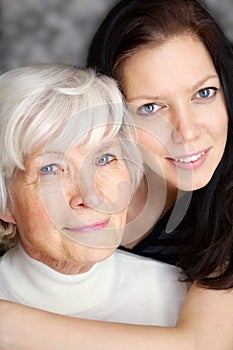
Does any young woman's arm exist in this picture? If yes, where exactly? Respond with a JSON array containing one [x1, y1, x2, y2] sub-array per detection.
[[1, 283, 233, 350]]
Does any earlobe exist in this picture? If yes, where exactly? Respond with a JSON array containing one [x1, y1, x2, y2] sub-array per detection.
[[0, 208, 16, 224]]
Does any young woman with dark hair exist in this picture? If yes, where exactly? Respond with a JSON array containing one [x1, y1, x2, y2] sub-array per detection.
[[87, 0, 233, 290], [1, 1, 233, 349]]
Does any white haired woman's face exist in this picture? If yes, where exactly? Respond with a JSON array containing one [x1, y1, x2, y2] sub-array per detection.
[[1, 137, 131, 274]]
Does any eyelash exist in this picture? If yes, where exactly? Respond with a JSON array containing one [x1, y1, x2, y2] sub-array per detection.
[[95, 153, 117, 166], [40, 154, 117, 175], [193, 87, 217, 100], [40, 164, 63, 176], [136, 86, 218, 115], [136, 103, 161, 116]]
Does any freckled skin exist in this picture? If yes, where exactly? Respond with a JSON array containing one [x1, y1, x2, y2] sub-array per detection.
[[3, 141, 130, 274]]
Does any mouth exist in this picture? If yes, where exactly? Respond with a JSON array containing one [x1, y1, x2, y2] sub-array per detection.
[[174, 151, 205, 164], [166, 147, 212, 169], [63, 219, 109, 233]]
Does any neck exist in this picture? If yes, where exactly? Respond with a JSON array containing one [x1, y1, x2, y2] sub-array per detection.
[[123, 168, 179, 248], [20, 242, 94, 275]]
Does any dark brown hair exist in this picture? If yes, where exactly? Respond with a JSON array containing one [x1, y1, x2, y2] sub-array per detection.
[[88, 0, 233, 289]]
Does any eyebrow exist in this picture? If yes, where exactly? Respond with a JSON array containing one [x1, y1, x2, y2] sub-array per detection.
[[34, 140, 119, 160], [188, 74, 219, 94], [30, 151, 66, 161], [42, 151, 66, 157], [92, 139, 120, 156], [127, 74, 219, 102]]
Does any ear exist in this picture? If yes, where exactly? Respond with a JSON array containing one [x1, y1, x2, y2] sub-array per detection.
[[0, 207, 16, 224]]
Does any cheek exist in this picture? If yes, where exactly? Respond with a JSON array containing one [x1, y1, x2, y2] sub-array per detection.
[[136, 129, 166, 173], [219, 122, 228, 149], [15, 203, 57, 251], [12, 186, 56, 234], [19, 205, 51, 232], [209, 106, 228, 149], [110, 209, 128, 230], [40, 178, 70, 225], [210, 95, 228, 137], [12, 193, 40, 225], [219, 112, 228, 142], [136, 128, 164, 155]]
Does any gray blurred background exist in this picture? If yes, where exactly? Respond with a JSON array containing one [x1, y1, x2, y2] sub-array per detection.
[[1, 0, 233, 73]]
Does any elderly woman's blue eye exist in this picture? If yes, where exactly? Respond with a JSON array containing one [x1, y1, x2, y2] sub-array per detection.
[[96, 154, 116, 166], [197, 87, 217, 99], [40, 164, 59, 174]]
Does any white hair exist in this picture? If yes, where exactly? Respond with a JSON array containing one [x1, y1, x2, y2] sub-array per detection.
[[0, 64, 143, 250]]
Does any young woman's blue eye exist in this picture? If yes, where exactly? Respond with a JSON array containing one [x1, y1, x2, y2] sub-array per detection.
[[196, 87, 217, 99], [96, 154, 116, 166], [40, 164, 60, 175], [137, 103, 160, 115]]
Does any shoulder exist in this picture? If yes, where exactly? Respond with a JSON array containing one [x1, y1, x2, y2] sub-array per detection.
[[115, 249, 186, 280]]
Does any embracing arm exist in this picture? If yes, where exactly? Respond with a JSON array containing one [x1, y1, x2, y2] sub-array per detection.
[[1, 283, 233, 350]]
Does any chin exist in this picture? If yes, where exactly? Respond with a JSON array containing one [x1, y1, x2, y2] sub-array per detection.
[[179, 178, 211, 192], [85, 247, 116, 263]]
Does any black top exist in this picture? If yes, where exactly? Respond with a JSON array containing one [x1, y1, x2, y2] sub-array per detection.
[[119, 195, 191, 266]]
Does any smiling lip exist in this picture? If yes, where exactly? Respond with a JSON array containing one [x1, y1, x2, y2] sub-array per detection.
[[166, 147, 212, 170], [64, 219, 109, 233]]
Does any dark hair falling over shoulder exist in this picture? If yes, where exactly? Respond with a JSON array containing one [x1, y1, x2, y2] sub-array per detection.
[[87, 0, 233, 290]]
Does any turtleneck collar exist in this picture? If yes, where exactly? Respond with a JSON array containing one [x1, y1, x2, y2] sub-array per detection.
[[0, 244, 116, 315]]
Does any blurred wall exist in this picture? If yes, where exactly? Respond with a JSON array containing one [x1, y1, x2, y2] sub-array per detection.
[[1, 0, 233, 73], [205, 0, 233, 41]]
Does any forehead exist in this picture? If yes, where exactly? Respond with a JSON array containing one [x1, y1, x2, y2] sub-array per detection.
[[121, 35, 217, 98], [27, 137, 121, 164]]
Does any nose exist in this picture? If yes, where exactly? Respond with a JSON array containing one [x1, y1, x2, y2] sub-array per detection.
[[69, 190, 86, 209], [69, 183, 103, 211], [171, 105, 202, 143], [68, 176, 90, 209]]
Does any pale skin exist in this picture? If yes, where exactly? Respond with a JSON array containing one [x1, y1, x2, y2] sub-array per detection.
[[122, 34, 228, 245], [1, 284, 233, 350], [2, 139, 130, 274], [0, 35, 232, 350]]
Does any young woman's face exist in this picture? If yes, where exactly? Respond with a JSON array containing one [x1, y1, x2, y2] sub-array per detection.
[[4, 138, 130, 274], [122, 35, 228, 191]]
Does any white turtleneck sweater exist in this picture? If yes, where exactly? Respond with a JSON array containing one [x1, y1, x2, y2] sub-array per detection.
[[0, 244, 188, 326]]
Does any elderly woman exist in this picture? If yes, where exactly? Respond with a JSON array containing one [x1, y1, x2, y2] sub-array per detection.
[[0, 64, 187, 325]]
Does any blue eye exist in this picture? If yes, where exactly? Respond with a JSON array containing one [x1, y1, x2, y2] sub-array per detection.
[[137, 103, 160, 115], [40, 164, 60, 175], [196, 87, 217, 99], [96, 154, 116, 166]]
